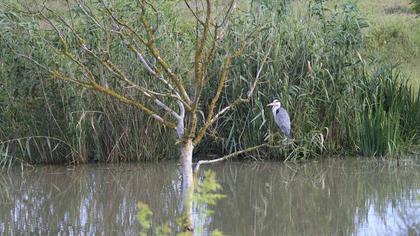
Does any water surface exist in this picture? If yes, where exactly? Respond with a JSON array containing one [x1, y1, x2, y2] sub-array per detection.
[[0, 159, 419, 235]]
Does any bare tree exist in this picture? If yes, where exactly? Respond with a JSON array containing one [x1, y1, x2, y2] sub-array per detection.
[[24, 0, 268, 231]]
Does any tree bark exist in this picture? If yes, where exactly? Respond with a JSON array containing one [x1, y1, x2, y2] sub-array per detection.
[[180, 138, 194, 231]]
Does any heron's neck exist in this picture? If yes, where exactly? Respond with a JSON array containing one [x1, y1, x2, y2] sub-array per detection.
[[271, 105, 280, 115]]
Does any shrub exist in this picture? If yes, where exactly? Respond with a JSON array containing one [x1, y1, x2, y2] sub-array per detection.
[[411, 0, 420, 14]]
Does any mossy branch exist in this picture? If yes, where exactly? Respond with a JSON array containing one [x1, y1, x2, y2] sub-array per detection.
[[103, 2, 192, 105], [193, 55, 232, 145], [35, 5, 180, 130]]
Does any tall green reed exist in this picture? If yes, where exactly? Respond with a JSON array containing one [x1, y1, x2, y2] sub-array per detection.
[[0, 3, 177, 165], [200, 0, 370, 159], [355, 67, 420, 156]]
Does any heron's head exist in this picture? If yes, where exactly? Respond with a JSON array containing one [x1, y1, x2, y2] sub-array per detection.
[[267, 99, 281, 108]]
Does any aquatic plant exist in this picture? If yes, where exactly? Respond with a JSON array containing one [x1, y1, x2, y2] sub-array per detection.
[[354, 67, 420, 156], [136, 202, 153, 236], [136, 170, 225, 235]]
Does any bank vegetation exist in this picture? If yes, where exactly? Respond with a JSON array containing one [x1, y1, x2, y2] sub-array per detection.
[[0, 0, 419, 167]]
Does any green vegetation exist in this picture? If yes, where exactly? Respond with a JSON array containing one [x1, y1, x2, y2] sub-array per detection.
[[137, 202, 153, 236], [324, 0, 420, 89], [0, 0, 419, 166], [411, 0, 420, 14], [342, 0, 420, 89], [136, 170, 225, 235], [356, 68, 420, 156]]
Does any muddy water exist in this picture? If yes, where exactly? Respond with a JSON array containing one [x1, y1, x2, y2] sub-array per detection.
[[0, 159, 419, 235]]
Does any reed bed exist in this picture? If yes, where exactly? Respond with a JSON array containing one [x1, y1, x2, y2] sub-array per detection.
[[0, 0, 418, 166]]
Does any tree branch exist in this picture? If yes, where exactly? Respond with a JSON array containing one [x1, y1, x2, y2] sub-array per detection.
[[176, 101, 185, 139], [247, 45, 272, 98], [193, 55, 232, 145], [192, 0, 211, 107], [50, 67, 178, 129], [103, 1, 192, 104], [194, 143, 268, 173], [126, 43, 191, 110], [183, 0, 205, 26], [38, 7, 185, 128]]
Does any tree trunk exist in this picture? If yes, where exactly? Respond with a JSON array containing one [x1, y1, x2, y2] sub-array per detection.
[[180, 138, 194, 231]]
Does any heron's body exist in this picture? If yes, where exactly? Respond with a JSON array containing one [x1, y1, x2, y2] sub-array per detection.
[[268, 100, 291, 139]]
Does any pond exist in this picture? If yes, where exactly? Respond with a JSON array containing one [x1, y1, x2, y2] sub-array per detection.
[[0, 159, 419, 235]]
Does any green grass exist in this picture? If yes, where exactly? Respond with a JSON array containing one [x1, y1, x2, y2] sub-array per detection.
[[329, 0, 420, 90]]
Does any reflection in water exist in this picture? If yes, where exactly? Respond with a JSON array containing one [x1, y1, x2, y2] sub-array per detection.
[[210, 160, 420, 236], [0, 159, 419, 235]]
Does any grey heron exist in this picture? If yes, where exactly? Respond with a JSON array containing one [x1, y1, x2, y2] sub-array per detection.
[[267, 99, 291, 139]]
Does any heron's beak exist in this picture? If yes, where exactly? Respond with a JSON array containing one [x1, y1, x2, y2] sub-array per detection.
[[267, 102, 275, 107]]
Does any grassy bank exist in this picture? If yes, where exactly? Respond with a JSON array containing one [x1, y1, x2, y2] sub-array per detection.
[[0, 0, 419, 166], [331, 0, 420, 89]]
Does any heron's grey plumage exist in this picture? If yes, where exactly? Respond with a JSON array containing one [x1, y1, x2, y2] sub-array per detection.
[[274, 107, 291, 138], [268, 100, 291, 139]]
